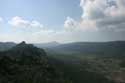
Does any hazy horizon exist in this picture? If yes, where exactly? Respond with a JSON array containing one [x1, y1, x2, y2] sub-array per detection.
[[0, 0, 125, 43]]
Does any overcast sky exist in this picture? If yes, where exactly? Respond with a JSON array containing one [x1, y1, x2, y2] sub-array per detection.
[[0, 0, 125, 43]]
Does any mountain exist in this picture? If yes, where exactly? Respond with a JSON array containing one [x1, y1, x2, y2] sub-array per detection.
[[0, 41, 68, 83], [0, 41, 124, 83], [34, 41, 60, 48], [46, 41, 125, 83], [0, 42, 16, 51], [50, 41, 125, 56]]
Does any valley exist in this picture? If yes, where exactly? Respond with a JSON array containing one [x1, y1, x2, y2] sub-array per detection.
[[0, 41, 125, 83]]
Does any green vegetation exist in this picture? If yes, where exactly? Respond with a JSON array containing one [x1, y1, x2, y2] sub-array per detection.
[[44, 41, 125, 83], [0, 41, 125, 83], [0, 42, 71, 83], [47, 51, 115, 83], [0, 42, 16, 51]]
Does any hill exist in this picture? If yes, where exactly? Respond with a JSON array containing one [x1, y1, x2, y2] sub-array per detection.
[[0, 42, 16, 51], [49, 41, 125, 56], [34, 41, 60, 48], [0, 41, 124, 83], [0, 41, 69, 83], [45, 41, 125, 83]]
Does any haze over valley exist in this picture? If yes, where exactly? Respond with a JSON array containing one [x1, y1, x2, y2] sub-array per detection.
[[0, 0, 125, 83]]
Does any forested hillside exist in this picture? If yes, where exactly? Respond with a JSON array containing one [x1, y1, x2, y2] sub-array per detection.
[[0, 41, 71, 83]]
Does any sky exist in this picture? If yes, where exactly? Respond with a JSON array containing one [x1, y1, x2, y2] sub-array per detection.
[[0, 0, 125, 43]]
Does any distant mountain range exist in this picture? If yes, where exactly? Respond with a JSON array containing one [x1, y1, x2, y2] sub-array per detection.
[[45, 41, 125, 56], [0, 41, 124, 83], [0, 41, 60, 51], [34, 41, 60, 48], [0, 41, 125, 56], [0, 42, 16, 51]]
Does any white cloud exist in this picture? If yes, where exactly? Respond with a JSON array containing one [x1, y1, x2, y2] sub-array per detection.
[[64, 17, 79, 30], [7, 0, 125, 43], [64, 0, 125, 31], [30, 21, 43, 28], [0, 17, 3, 23], [81, 0, 107, 19], [8, 16, 43, 29], [1, 0, 125, 43], [64, 17, 97, 31], [116, 0, 125, 8]]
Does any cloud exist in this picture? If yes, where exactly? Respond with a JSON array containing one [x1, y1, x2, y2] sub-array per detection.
[[64, 17, 97, 31], [8, 16, 43, 29], [64, 17, 79, 30], [0, 17, 3, 22], [7, 0, 125, 43], [1, 0, 125, 43], [116, 0, 125, 8], [64, 0, 125, 31], [80, 0, 107, 19]]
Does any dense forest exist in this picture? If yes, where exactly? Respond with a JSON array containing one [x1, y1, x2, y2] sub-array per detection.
[[0, 41, 71, 83], [0, 41, 125, 83]]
